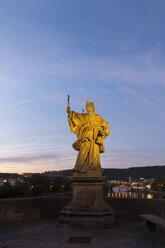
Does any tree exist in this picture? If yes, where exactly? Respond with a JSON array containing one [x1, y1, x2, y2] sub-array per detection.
[[31, 174, 50, 195], [50, 177, 71, 193], [151, 177, 165, 191]]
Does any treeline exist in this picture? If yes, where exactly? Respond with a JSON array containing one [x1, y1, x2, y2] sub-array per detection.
[[43, 166, 165, 180], [0, 174, 71, 198], [44, 169, 72, 178], [103, 166, 165, 180]]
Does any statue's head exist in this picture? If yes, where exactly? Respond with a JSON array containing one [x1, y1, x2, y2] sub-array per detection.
[[86, 102, 95, 113]]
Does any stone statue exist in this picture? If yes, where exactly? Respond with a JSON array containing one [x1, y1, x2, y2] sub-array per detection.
[[60, 96, 114, 227], [66, 96, 110, 176]]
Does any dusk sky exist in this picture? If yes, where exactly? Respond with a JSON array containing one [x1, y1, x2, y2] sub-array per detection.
[[0, 0, 165, 173]]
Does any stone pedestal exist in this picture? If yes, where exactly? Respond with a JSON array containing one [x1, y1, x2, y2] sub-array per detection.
[[59, 176, 114, 228]]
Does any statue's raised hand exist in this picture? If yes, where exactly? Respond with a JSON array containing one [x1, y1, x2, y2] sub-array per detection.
[[66, 106, 70, 113]]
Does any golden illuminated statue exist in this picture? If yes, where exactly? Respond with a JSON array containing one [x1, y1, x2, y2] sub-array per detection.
[[66, 97, 110, 176]]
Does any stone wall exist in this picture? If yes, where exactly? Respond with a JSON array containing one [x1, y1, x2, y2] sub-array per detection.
[[105, 198, 165, 220], [0, 196, 164, 224]]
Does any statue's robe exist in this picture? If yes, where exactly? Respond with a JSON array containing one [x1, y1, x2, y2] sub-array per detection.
[[68, 111, 110, 173]]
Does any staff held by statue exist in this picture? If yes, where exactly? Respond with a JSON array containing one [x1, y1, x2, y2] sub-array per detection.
[[67, 95, 70, 113]]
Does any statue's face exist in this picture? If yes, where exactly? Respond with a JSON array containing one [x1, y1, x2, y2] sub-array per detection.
[[86, 103, 94, 113]]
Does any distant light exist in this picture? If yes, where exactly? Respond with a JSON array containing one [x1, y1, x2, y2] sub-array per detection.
[[147, 194, 153, 199]]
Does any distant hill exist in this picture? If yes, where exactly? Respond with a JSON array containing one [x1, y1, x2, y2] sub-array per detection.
[[103, 166, 165, 180], [1, 166, 164, 180], [44, 170, 73, 178], [43, 165, 165, 180]]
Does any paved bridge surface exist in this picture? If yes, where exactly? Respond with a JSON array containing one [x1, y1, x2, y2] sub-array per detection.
[[0, 219, 165, 248]]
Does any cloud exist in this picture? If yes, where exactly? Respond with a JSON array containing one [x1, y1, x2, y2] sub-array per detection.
[[102, 147, 165, 168], [116, 85, 152, 111], [0, 153, 60, 164], [36, 49, 165, 89], [42, 91, 66, 106], [42, 90, 86, 110], [0, 150, 76, 173], [0, 148, 75, 164], [1, 98, 39, 109], [0, 147, 165, 173], [117, 86, 136, 96], [1, 32, 165, 89], [1, 31, 165, 90]]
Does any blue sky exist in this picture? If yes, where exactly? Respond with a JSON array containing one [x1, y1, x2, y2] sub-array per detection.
[[0, 0, 165, 173]]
